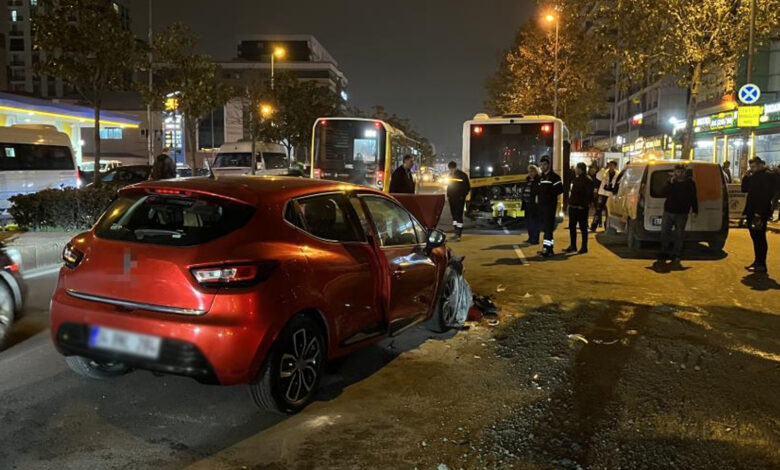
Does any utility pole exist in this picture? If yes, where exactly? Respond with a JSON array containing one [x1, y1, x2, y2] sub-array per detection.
[[146, 0, 154, 165], [746, 0, 756, 84], [553, 17, 559, 117]]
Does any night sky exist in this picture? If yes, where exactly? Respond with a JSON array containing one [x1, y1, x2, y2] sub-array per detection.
[[129, 0, 535, 157]]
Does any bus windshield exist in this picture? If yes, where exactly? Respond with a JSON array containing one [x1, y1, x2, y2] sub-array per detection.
[[469, 123, 554, 179], [313, 120, 386, 187]]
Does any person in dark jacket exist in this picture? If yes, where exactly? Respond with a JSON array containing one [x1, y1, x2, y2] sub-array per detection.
[[521, 164, 541, 244], [660, 164, 698, 263], [447, 161, 471, 241], [566, 162, 594, 254], [742, 157, 779, 273], [722, 160, 733, 184], [538, 155, 564, 257], [150, 147, 176, 180], [389, 154, 416, 194]]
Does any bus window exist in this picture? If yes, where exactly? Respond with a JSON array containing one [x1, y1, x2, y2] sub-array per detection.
[[469, 123, 554, 179], [313, 120, 386, 188]]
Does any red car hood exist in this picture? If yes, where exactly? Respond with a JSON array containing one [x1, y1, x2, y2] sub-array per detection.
[[393, 194, 445, 230]]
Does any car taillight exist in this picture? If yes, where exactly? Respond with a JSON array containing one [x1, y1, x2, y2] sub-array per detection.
[[191, 262, 278, 288], [63, 243, 84, 269], [314, 168, 322, 179], [376, 170, 385, 189], [4, 262, 19, 273], [75, 168, 82, 189]]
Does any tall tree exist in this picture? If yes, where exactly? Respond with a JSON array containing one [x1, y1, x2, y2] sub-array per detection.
[[582, 0, 780, 159], [486, 9, 610, 134], [146, 23, 229, 169], [34, 0, 140, 183]]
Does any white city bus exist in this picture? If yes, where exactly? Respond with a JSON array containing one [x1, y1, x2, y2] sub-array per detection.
[[462, 113, 570, 221]]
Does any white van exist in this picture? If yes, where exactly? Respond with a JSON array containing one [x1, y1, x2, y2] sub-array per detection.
[[212, 141, 289, 176], [0, 125, 78, 222], [606, 159, 729, 251]]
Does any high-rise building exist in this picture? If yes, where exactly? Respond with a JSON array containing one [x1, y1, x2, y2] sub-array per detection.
[[4, 0, 131, 97]]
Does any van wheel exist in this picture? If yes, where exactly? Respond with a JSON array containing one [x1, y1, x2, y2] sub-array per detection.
[[250, 315, 325, 414], [65, 356, 130, 379], [708, 239, 726, 251], [627, 219, 639, 250]]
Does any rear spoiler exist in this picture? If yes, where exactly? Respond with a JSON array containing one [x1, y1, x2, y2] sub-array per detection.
[[392, 194, 445, 230]]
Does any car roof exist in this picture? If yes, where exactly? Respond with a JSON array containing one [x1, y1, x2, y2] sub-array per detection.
[[124, 175, 382, 206], [628, 159, 720, 167]]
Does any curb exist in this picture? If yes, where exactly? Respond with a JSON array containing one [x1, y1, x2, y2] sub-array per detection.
[[4, 233, 74, 273]]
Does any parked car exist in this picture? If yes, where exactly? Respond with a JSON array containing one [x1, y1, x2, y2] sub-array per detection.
[[606, 159, 729, 250], [212, 141, 290, 176], [175, 166, 210, 178], [0, 124, 78, 224], [78, 160, 124, 186], [0, 242, 25, 350], [50, 176, 452, 413], [88, 165, 151, 188]]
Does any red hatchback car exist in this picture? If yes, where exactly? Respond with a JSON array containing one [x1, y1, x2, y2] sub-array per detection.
[[51, 176, 455, 412]]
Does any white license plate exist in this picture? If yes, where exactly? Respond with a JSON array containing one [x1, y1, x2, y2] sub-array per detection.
[[652, 217, 663, 226], [89, 326, 162, 359]]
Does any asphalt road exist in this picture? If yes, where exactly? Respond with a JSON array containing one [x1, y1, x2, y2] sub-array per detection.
[[0, 216, 777, 469]]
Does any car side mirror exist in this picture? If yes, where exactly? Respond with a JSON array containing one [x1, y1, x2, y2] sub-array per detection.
[[425, 228, 446, 254]]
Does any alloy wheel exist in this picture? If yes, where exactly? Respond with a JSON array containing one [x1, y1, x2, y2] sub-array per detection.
[[0, 283, 14, 349], [279, 327, 322, 404], [440, 273, 458, 327]]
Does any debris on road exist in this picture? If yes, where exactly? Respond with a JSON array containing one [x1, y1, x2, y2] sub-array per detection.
[[496, 284, 506, 292], [473, 295, 500, 316], [567, 333, 589, 344], [487, 319, 500, 327]]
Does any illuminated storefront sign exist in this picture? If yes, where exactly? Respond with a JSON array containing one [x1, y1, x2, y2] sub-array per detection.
[[621, 135, 669, 153], [694, 111, 737, 132], [761, 101, 780, 123]]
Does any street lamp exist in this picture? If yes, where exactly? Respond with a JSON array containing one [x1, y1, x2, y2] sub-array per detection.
[[270, 46, 286, 90], [543, 11, 560, 117], [260, 103, 274, 118]]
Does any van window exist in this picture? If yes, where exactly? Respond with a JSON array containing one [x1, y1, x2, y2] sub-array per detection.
[[262, 152, 288, 169], [650, 170, 673, 198], [0, 144, 74, 171], [95, 192, 255, 246], [213, 153, 252, 168]]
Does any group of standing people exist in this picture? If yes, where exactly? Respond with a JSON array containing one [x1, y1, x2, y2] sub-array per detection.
[[519, 156, 564, 257]]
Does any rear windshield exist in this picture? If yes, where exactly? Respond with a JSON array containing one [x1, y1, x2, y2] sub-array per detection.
[[95, 192, 255, 246], [0, 144, 74, 171]]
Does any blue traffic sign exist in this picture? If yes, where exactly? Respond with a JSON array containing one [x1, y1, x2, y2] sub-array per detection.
[[738, 83, 761, 105]]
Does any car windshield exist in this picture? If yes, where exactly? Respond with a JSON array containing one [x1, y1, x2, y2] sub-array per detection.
[[213, 153, 252, 168], [95, 192, 255, 246]]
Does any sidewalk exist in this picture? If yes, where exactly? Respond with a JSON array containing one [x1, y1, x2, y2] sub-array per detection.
[[3, 231, 75, 274]]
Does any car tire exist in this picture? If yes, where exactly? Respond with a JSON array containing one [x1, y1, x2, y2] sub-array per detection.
[[0, 281, 15, 350], [429, 267, 459, 333], [627, 219, 639, 250], [250, 314, 325, 414], [65, 355, 130, 379]]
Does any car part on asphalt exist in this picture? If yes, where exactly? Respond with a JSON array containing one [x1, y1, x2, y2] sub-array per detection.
[[431, 256, 472, 333]]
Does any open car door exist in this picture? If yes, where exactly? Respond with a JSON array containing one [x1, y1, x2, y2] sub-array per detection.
[[391, 194, 445, 230]]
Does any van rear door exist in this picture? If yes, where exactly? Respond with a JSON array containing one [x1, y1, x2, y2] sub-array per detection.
[[689, 164, 725, 232]]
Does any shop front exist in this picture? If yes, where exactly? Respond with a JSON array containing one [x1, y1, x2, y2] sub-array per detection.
[[620, 134, 672, 165]]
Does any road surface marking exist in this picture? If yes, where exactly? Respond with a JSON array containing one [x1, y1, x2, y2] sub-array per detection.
[[512, 245, 529, 265], [22, 265, 62, 280]]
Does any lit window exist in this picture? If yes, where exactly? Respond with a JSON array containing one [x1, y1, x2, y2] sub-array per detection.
[[11, 10, 17, 22], [99, 128, 123, 140], [31, 0, 37, 5]]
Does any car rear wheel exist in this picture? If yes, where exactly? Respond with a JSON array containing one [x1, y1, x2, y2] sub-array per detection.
[[65, 355, 130, 379], [0, 281, 15, 350], [250, 315, 325, 414]]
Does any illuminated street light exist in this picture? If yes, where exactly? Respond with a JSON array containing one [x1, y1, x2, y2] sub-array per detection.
[[260, 103, 274, 118], [542, 11, 560, 117], [271, 45, 287, 90]]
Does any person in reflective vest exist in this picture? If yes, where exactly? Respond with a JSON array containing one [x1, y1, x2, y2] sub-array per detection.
[[537, 155, 563, 257], [447, 161, 471, 241]]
